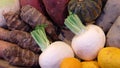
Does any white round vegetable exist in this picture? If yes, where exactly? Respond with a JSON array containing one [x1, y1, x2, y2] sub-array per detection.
[[31, 25, 74, 68], [0, 0, 20, 27], [65, 14, 105, 60], [72, 25, 105, 60], [39, 41, 74, 68]]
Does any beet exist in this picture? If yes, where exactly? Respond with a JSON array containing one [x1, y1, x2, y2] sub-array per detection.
[[19, 0, 47, 15], [43, 0, 70, 26]]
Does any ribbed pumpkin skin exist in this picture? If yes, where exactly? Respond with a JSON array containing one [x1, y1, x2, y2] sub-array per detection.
[[68, 0, 102, 23]]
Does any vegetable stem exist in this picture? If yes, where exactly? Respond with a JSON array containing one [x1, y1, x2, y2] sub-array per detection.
[[64, 14, 86, 35], [31, 25, 50, 51]]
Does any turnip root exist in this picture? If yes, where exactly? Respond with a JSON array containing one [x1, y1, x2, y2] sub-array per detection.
[[0, 0, 20, 27], [107, 16, 120, 48], [65, 14, 105, 60], [39, 41, 74, 68], [31, 25, 74, 68], [96, 0, 120, 33]]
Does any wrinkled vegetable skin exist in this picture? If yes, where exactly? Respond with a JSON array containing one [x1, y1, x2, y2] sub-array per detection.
[[43, 0, 70, 26], [68, 0, 102, 23], [0, 40, 39, 66], [19, 0, 47, 15], [0, 27, 41, 53], [20, 5, 59, 41]]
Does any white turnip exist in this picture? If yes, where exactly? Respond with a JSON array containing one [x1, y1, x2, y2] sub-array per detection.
[[65, 14, 105, 60], [31, 25, 74, 68]]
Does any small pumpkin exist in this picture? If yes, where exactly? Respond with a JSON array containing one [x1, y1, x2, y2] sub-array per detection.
[[68, 0, 102, 23]]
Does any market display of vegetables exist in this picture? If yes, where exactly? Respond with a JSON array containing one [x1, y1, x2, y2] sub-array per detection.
[[1, 0, 120, 68]]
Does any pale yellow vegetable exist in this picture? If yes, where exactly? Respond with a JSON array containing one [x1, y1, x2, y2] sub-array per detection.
[[82, 61, 100, 68], [98, 47, 120, 68]]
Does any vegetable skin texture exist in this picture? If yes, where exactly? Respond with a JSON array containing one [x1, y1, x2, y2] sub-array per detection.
[[107, 16, 120, 48], [0, 40, 15, 58], [0, 40, 39, 67], [82, 61, 100, 68], [0, 27, 40, 53], [0, 59, 28, 68], [0, 0, 20, 27], [68, 0, 102, 23], [3, 11, 32, 32], [20, 5, 59, 41], [19, 0, 47, 15], [98, 47, 120, 68], [39, 41, 74, 68], [43, 0, 70, 26], [96, 0, 120, 33], [65, 14, 105, 60]]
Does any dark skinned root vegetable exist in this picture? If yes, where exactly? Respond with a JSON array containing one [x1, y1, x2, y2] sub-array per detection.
[[0, 27, 41, 54], [19, 0, 47, 16], [20, 5, 59, 41], [3, 11, 32, 32], [0, 40, 39, 67], [42, 0, 70, 26], [0, 59, 31, 68], [68, 0, 102, 24]]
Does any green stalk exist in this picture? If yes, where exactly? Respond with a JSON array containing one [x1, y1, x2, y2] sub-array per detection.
[[64, 14, 86, 35], [31, 25, 50, 51]]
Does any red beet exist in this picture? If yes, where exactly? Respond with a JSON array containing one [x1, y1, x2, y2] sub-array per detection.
[[19, 0, 46, 15], [43, 0, 70, 26]]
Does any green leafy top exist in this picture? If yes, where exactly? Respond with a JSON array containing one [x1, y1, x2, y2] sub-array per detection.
[[31, 24, 50, 51], [64, 14, 86, 35]]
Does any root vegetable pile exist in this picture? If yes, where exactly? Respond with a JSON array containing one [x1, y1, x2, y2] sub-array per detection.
[[20, 5, 59, 41], [1, 0, 120, 68], [0, 27, 40, 53], [4, 12, 32, 32]]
